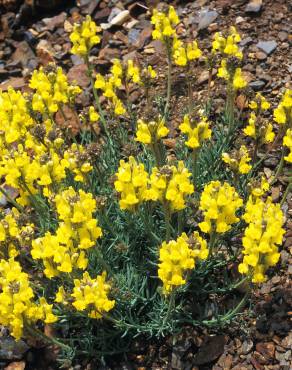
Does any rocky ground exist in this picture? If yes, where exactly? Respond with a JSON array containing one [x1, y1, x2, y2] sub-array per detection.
[[0, 0, 291, 369]]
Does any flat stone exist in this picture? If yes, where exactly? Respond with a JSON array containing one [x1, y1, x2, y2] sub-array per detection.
[[256, 40, 277, 55], [128, 28, 140, 45], [245, 0, 262, 13], [250, 80, 266, 90], [110, 10, 130, 26], [0, 338, 29, 361], [197, 10, 218, 30]]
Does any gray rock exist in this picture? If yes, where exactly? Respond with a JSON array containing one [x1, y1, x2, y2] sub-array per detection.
[[245, 0, 262, 13], [0, 337, 29, 360], [256, 40, 277, 55], [198, 10, 218, 30], [128, 28, 140, 45], [250, 80, 266, 90]]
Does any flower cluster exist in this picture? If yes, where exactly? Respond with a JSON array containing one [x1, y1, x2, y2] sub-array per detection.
[[56, 271, 115, 319], [217, 59, 247, 90], [147, 162, 194, 212], [283, 129, 292, 162], [0, 88, 33, 144], [199, 181, 243, 234], [212, 26, 243, 59], [179, 114, 211, 149], [239, 197, 285, 283], [114, 159, 194, 212], [222, 145, 252, 174], [114, 156, 149, 211], [0, 258, 57, 340], [94, 59, 128, 116], [151, 6, 179, 43], [31, 188, 102, 277], [273, 89, 292, 125], [0, 210, 34, 258], [30, 65, 81, 114], [135, 118, 169, 145], [173, 40, 202, 67], [158, 232, 208, 294], [70, 15, 101, 57], [249, 176, 270, 198], [244, 94, 274, 144]]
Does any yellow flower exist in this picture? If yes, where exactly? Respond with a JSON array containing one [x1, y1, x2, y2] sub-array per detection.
[[127, 60, 141, 84], [198, 181, 243, 234], [239, 197, 284, 283], [222, 145, 252, 174], [70, 15, 100, 57], [179, 114, 211, 149], [283, 128, 292, 163], [173, 40, 202, 67], [146, 162, 194, 212], [89, 106, 99, 122], [151, 6, 179, 43], [212, 26, 242, 59], [135, 118, 169, 145], [114, 156, 149, 211], [158, 232, 208, 294], [273, 89, 292, 125], [71, 272, 115, 318]]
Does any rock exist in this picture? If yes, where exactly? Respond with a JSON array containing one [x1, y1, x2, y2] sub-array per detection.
[[94, 7, 111, 22], [36, 39, 55, 65], [256, 40, 277, 55], [136, 26, 152, 49], [256, 342, 275, 360], [55, 106, 81, 135], [98, 47, 120, 61], [5, 361, 25, 370], [0, 337, 29, 361], [110, 10, 130, 26], [240, 37, 253, 47], [128, 28, 140, 45], [278, 31, 288, 41], [240, 339, 254, 355], [197, 10, 218, 31], [0, 77, 26, 91], [42, 12, 66, 31], [11, 41, 34, 68], [71, 55, 84, 66], [256, 51, 267, 60], [235, 16, 245, 24], [245, 0, 262, 13], [250, 80, 266, 91], [193, 335, 226, 365], [67, 64, 90, 88]]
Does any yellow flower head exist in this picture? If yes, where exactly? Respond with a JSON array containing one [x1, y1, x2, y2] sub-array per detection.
[[71, 271, 115, 318], [146, 162, 194, 212], [198, 181, 243, 234], [151, 6, 179, 43], [179, 114, 211, 149], [239, 197, 284, 283], [70, 15, 100, 57], [273, 89, 292, 125], [222, 145, 252, 174], [135, 118, 169, 145], [283, 128, 292, 163], [158, 232, 208, 294], [173, 40, 202, 67], [212, 26, 242, 59], [114, 156, 149, 211]]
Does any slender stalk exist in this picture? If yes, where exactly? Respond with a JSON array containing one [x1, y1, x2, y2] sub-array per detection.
[[163, 203, 171, 242], [25, 324, 71, 352], [208, 230, 217, 257], [0, 186, 23, 212], [272, 146, 286, 184], [163, 290, 175, 327], [280, 182, 292, 207], [164, 45, 172, 117]]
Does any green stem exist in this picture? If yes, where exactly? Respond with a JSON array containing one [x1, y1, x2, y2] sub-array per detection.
[[272, 146, 286, 184], [280, 182, 292, 207], [0, 186, 23, 212], [163, 203, 171, 242], [25, 324, 71, 352], [164, 46, 172, 117], [208, 230, 217, 257]]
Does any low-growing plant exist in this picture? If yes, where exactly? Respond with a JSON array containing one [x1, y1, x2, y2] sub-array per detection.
[[0, 6, 291, 366]]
